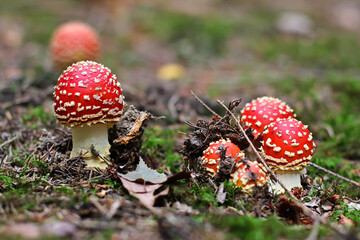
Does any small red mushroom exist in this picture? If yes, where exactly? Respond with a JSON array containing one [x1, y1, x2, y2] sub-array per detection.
[[53, 61, 124, 169], [50, 22, 100, 70], [231, 161, 268, 194], [201, 139, 244, 177], [240, 97, 295, 139], [260, 118, 316, 192]]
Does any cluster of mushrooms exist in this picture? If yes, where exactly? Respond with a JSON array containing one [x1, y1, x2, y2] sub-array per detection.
[[201, 97, 316, 194], [49, 22, 315, 195]]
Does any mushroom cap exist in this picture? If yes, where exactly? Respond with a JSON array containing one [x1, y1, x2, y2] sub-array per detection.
[[50, 22, 100, 69], [260, 118, 316, 172], [231, 161, 268, 193], [201, 139, 244, 177], [240, 96, 295, 139], [53, 61, 124, 127]]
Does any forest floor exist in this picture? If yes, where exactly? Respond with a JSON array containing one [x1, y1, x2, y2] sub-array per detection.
[[0, 0, 360, 239]]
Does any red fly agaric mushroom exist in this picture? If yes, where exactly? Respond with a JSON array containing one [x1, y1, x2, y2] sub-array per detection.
[[260, 118, 316, 192], [50, 22, 100, 70], [53, 61, 124, 169], [201, 139, 244, 177], [231, 161, 268, 194], [240, 97, 296, 139]]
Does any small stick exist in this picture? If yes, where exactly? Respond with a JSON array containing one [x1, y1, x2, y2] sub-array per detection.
[[227, 206, 244, 215], [190, 90, 221, 117], [306, 218, 320, 240], [0, 136, 18, 149], [310, 162, 360, 187]]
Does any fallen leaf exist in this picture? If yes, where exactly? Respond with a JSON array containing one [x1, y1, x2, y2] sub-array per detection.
[[120, 157, 167, 184], [276, 195, 302, 224], [339, 214, 354, 226], [303, 197, 321, 213], [328, 194, 340, 204], [96, 189, 112, 198], [173, 201, 199, 215], [120, 177, 168, 207], [113, 112, 150, 145], [118, 158, 169, 207], [348, 202, 360, 211], [216, 183, 227, 204]]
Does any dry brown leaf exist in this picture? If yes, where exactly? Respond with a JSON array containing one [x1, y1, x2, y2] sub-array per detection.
[[96, 189, 110, 198], [113, 112, 150, 145], [276, 195, 302, 224], [120, 177, 168, 207], [339, 214, 354, 226]]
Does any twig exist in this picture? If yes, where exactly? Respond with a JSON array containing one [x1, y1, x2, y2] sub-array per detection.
[[89, 198, 108, 216], [106, 199, 122, 220], [306, 218, 320, 240], [0, 136, 18, 149], [310, 162, 360, 187], [227, 206, 244, 215], [190, 90, 220, 117]]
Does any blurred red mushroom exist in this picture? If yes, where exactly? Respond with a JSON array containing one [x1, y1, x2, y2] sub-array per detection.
[[50, 22, 100, 70]]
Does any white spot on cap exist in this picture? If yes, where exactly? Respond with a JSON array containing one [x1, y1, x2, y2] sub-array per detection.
[[273, 146, 281, 152], [284, 151, 295, 157]]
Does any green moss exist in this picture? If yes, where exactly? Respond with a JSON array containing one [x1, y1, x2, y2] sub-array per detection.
[[22, 106, 56, 127], [202, 214, 327, 240], [141, 126, 184, 172], [330, 202, 360, 224]]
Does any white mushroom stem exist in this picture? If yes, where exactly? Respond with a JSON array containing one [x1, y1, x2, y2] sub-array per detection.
[[270, 171, 302, 193], [70, 124, 110, 169]]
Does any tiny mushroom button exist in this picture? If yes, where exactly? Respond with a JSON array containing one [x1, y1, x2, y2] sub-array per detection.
[[260, 118, 316, 192], [231, 161, 268, 194], [202, 139, 244, 177], [240, 96, 295, 139], [53, 60, 124, 169]]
